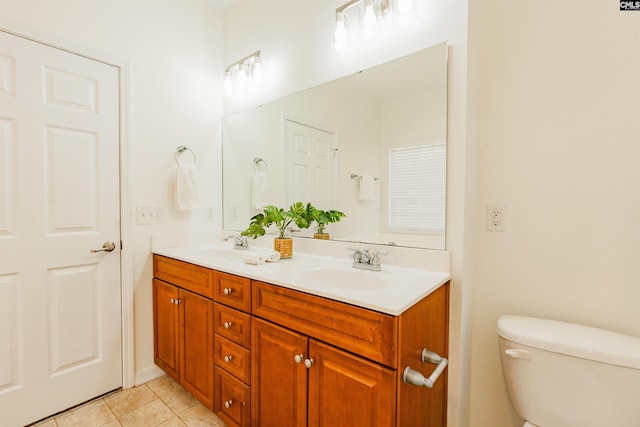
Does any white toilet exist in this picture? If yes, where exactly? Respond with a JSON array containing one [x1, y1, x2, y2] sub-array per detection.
[[497, 315, 640, 427]]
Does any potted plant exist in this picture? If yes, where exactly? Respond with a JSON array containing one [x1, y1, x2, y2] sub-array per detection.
[[241, 202, 311, 258], [308, 205, 345, 240]]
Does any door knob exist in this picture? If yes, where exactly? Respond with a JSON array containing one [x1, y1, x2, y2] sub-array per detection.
[[90, 241, 116, 253]]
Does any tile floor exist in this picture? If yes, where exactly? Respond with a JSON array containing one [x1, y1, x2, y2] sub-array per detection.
[[31, 375, 229, 427]]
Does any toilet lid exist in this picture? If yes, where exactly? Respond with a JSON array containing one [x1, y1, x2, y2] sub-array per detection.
[[497, 315, 640, 370]]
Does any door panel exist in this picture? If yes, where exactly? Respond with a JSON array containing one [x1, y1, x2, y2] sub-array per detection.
[[308, 340, 396, 427], [180, 289, 214, 409], [251, 318, 307, 427], [285, 120, 336, 238], [0, 30, 122, 427]]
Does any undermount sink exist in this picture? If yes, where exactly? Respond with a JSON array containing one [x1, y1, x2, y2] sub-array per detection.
[[295, 267, 392, 291]]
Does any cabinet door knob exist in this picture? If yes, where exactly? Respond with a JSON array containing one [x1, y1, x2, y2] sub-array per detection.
[[223, 287, 233, 295], [224, 355, 233, 363], [170, 298, 175, 304], [294, 354, 304, 364], [304, 358, 314, 368], [224, 399, 233, 408], [223, 321, 233, 329]]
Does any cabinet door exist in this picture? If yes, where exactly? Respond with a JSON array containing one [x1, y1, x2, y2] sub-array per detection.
[[308, 340, 396, 427], [251, 318, 307, 427], [180, 289, 214, 409], [153, 279, 180, 381]]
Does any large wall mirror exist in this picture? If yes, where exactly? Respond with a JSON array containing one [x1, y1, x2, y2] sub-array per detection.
[[223, 41, 448, 250]]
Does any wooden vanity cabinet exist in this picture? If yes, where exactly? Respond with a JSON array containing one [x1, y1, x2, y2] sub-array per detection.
[[251, 317, 396, 427], [251, 280, 449, 427], [154, 254, 450, 427], [152, 277, 214, 409], [153, 255, 215, 409]]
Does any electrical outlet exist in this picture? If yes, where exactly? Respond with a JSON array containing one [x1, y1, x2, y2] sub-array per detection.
[[486, 204, 505, 231], [136, 206, 164, 224]]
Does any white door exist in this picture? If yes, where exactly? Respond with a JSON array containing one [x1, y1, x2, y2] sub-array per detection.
[[285, 120, 337, 236], [0, 31, 122, 427]]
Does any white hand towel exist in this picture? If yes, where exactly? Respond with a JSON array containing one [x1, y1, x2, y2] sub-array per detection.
[[358, 175, 376, 201], [174, 163, 199, 210], [263, 250, 281, 262], [252, 170, 268, 209], [244, 250, 280, 264], [243, 252, 266, 265]]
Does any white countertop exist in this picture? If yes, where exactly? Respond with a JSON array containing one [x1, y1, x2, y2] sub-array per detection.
[[153, 243, 450, 316]]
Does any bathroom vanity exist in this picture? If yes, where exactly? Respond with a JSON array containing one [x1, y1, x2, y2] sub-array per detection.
[[152, 245, 450, 427]]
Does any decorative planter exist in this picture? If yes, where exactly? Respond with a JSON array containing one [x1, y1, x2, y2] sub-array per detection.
[[273, 238, 293, 258], [313, 233, 330, 240]]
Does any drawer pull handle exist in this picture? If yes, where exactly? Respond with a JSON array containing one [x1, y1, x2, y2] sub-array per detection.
[[294, 354, 304, 364], [304, 358, 314, 369], [224, 355, 233, 363], [223, 287, 233, 295], [224, 399, 233, 408], [223, 321, 233, 329]]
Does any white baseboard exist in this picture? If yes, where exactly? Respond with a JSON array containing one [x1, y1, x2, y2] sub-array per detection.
[[134, 364, 166, 387]]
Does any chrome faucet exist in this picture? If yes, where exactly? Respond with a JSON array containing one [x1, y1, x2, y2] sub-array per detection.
[[223, 234, 249, 250], [348, 247, 388, 271]]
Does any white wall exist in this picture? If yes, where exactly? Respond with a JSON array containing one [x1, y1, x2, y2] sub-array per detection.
[[467, 0, 640, 425], [223, 0, 470, 425], [1, 0, 225, 384]]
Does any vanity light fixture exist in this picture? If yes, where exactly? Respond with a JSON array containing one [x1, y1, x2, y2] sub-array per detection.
[[333, 0, 417, 51], [224, 50, 263, 96]]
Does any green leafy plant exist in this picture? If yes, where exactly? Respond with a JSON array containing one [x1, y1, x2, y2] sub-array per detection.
[[308, 205, 346, 235], [241, 202, 311, 239]]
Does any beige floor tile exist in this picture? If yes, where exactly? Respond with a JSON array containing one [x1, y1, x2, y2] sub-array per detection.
[[158, 385, 200, 414], [146, 375, 184, 400], [178, 403, 226, 427], [31, 419, 57, 427], [105, 384, 158, 417], [55, 400, 119, 427], [118, 399, 175, 427], [158, 416, 188, 427]]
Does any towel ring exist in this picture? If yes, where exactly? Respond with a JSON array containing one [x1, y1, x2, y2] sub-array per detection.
[[175, 146, 196, 165], [253, 157, 268, 172]]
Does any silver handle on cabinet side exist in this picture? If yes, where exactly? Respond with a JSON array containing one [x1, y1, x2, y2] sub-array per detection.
[[304, 358, 314, 368], [294, 354, 304, 364], [223, 321, 233, 329], [403, 348, 448, 389], [224, 399, 233, 408], [223, 288, 233, 295], [224, 355, 233, 363]]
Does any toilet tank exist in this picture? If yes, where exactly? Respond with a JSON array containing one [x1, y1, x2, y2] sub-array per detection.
[[497, 315, 640, 427]]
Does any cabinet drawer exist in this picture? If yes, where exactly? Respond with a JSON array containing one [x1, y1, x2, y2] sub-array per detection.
[[214, 303, 251, 348], [214, 367, 250, 427], [252, 281, 398, 367], [153, 255, 214, 299], [214, 335, 251, 384], [214, 271, 251, 312]]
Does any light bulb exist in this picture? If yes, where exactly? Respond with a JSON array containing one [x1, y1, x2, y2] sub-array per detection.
[[252, 56, 263, 83], [394, 0, 417, 26], [334, 13, 348, 51], [237, 64, 248, 89], [363, 4, 377, 27], [223, 70, 233, 96]]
